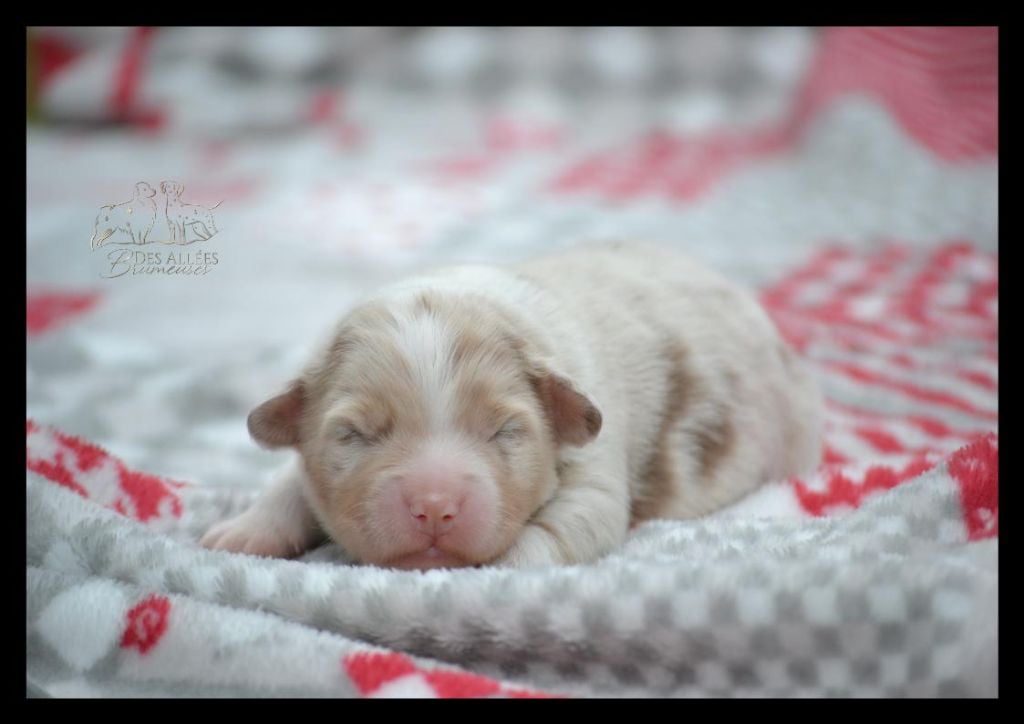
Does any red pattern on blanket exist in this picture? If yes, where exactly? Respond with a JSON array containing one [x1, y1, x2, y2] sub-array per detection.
[[343, 651, 558, 698], [27, 290, 102, 336], [121, 595, 172, 655], [25, 25, 997, 698], [761, 242, 997, 531], [27, 419, 188, 524], [549, 27, 997, 203]]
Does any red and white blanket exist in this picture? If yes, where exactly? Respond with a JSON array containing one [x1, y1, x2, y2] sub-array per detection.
[[27, 27, 997, 697]]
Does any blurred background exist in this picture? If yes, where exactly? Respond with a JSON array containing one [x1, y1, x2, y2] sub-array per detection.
[[27, 27, 822, 275], [28, 28, 816, 134], [26, 27, 997, 487]]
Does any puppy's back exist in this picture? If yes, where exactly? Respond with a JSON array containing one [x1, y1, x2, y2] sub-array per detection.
[[516, 241, 823, 522]]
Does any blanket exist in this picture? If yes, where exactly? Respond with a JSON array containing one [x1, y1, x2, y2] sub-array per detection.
[[26, 27, 998, 697]]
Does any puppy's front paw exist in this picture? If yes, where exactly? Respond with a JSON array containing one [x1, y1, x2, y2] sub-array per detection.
[[490, 524, 566, 569], [199, 510, 310, 559]]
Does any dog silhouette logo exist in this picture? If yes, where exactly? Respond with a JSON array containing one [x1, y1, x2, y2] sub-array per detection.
[[90, 181, 221, 249]]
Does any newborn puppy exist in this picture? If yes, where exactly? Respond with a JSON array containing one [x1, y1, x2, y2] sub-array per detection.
[[200, 242, 822, 568]]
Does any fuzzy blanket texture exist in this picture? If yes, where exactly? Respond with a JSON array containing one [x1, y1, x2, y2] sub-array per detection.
[[26, 27, 998, 697]]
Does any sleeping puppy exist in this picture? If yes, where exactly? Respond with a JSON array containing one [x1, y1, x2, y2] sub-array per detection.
[[200, 242, 822, 569]]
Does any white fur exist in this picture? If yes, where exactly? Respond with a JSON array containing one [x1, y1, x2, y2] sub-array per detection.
[[199, 458, 324, 558], [389, 311, 456, 428]]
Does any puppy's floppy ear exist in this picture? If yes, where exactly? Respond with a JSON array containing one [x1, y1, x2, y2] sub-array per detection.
[[527, 359, 602, 447], [248, 380, 305, 448]]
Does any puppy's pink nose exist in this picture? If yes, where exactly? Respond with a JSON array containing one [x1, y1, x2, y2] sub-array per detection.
[[406, 492, 460, 536]]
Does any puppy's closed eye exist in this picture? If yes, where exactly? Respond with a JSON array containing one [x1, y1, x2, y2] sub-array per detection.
[[334, 422, 369, 445], [490, 417, 527, 443]]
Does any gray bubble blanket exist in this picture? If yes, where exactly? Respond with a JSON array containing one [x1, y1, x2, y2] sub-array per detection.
[[27, 28, 997, 697]]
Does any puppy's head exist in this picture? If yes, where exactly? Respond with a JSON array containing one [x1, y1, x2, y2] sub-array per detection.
[[248, 292, 601, 569]]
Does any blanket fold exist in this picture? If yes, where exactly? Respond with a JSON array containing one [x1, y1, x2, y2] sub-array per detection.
[[27, 432, 998, 697]]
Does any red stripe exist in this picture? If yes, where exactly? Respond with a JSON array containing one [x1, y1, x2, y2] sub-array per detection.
[[27, 290, 102, 336], [906, 415, 957, 438], [551, 29, 997, 202], [791, 27, 998, 161], [887, 353, 916, 369], [826, 400, 990, 442], [853, 425, 907, 454], [27, 455, 90, 498], [760, 247, 852, 309], [858, 29, 984, 61], [111, 27, 155, 120], [824, 360, 998, 422], [33, 32, 84, 90], [860, 27, 996, 59], [882, 352, 996, 394], [946, 434, 998, 541], [822, 445, 850, 465], [892, 246, 954, 326], [956, 369, 997, 392], [794, 454, 935, 516], [806, 306, 909, 343], [965, 279, 998, 319]]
